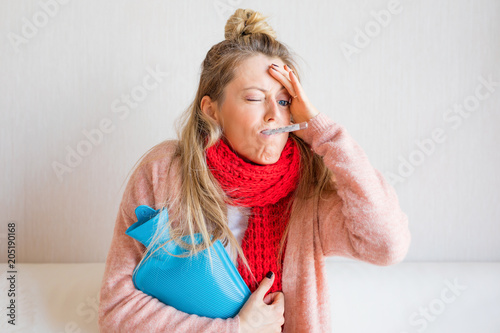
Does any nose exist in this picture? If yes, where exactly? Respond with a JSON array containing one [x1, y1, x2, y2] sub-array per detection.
[[264, 99, 281, 123]]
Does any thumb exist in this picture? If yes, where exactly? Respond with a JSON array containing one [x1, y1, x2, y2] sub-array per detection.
[[263, 292, 277, 305], [255, 271, 274, 300]]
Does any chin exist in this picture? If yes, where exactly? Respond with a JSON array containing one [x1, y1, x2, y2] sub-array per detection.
[[240, 153, 278, 166], [237, 142, 286, 165], [255, 154, 281, 165]]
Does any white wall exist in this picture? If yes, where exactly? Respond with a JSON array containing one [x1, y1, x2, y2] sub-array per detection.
[[1, 0, 499, 263]]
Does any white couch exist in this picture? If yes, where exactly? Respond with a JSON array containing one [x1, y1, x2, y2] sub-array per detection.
[[1, 261, 499, 332]]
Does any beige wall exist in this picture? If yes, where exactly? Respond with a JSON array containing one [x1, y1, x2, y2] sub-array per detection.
[[1, 0, 499, 263]]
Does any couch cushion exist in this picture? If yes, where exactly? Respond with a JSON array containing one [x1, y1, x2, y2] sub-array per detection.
[[1, 262, 499, 332], [326, 260, 500, 333]]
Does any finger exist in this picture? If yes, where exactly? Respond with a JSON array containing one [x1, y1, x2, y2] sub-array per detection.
[[273, 291, 284, 304], [271, 291, 283, 302], [273, 293, 285, 311], [264, 292, 282, 305], [263, 292, 274, 305], [268, 65, 295, 96], [284, 65, 306, 102], [268, 65, 297, 98], [254, 271, 275, 300]]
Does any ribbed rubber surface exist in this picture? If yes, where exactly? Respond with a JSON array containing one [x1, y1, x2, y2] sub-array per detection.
[[125, 205, 251, 319]]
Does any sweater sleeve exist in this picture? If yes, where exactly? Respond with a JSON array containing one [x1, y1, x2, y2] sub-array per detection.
[[301, 113, 411, 266], [98, 153, 241, 332]]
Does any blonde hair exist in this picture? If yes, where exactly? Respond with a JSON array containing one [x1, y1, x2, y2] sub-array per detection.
[[128, 8, 336, 286]]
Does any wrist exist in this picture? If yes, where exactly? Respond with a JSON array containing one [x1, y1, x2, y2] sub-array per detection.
[[293, 108, 320, 124], [237, 315, 249, 333]]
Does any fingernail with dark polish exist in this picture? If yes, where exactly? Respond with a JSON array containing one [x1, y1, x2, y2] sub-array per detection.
[[271, 63, 279, 67], [266, 271, 274, 279]]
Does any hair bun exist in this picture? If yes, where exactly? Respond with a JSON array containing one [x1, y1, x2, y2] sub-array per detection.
[[224, 8, 277, 41]]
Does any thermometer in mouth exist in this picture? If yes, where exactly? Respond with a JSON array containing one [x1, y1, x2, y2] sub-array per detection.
[[261, 122, 308, 135]]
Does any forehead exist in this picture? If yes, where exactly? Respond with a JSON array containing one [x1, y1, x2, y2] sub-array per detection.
[[231, 55, 285, 90]]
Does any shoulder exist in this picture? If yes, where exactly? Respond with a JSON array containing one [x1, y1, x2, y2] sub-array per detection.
[[142, 139, 180, 163], [134, 139, 181, 174], [126, 139, 182, 201]]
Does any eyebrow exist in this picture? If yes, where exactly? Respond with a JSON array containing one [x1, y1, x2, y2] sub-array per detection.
[[242, 86, 287, 93]]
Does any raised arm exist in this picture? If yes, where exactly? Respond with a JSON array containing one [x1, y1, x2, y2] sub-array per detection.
[[98, 147, 240, 332], [303, 113, 411, 266]]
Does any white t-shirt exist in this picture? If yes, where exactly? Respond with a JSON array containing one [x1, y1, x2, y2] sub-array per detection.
[[224, 205, 251, 268]]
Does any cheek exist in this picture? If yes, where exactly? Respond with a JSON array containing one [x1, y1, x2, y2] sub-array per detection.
[[228, 110, 259, 131]]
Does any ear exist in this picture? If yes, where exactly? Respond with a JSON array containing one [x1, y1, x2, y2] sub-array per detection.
[[200, 95, 220, 124]]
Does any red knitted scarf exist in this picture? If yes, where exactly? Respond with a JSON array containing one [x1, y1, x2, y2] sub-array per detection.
[[205, 137, 301, 294]]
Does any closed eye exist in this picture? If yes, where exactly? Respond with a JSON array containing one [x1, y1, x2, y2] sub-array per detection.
[[246, 99, 291, 106]]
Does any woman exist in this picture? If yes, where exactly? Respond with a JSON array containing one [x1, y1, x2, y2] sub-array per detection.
[[98, 8, 411, 333]]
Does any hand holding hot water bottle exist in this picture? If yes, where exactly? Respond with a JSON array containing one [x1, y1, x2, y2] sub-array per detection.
[[125, 205, 251, 319]]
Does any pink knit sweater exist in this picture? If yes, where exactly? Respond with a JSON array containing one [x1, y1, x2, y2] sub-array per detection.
[[98, 113, 411, 332]]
